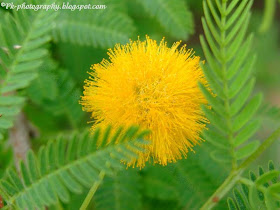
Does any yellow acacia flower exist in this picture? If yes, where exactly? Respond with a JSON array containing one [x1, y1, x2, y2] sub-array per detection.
[[81, 36, 209, 168]]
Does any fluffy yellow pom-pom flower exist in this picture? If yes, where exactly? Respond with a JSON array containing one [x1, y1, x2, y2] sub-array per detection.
[[81, 36, 209, 168]]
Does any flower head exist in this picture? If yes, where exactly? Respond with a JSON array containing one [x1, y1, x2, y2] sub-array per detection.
[[81, 36, 208, 168]]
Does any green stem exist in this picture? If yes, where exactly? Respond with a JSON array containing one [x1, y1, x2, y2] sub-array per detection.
[[239, 178, 267, 192], [80, 171, 105, 210], [220, 0, 236, 170], [200, 127, 280, 210], [239, 127, 280, 170], [200, 170, 243, 210]]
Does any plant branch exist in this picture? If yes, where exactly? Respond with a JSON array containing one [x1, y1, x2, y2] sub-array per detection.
[[200, 127, 280, 210], [9, 113, 32, 169], [239, 127, 280, 170]]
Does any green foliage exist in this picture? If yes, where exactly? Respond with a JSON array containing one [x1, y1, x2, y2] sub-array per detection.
[[259, 104, 280, 122], [228, 161, 280, 210], [0, 0, 279, 209], [53, 0, 135, 48], [200, 0, 262, 167], [137, 0, 194, 39], [0, 125, 150, 209], [52, 0, 195, 47], [248, 12, 280, 89], [27, 60, 85, 129], [0, 1, 56, 134], [94, 169, 142, 210], [259, 0, 277, 33], [26, 59, 59, 104], [142, 144, 229, 209], [0, 140, 12, 178]]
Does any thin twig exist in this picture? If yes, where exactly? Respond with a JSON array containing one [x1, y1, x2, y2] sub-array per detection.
[[9, 113, 32, 169]]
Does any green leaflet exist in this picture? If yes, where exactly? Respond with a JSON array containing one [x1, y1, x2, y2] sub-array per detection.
[[234, 119, 261, 147], [235, 141, 260, 160], [256, 170, 280, 186], [227, 197, 238, 210], [259, 0, 277, 33], [232, 94, 263, 132], [199, 83, 226, 117], [200, 0, 262, 166], [233, 189, 247, 209], [211, 150, 232, 163], [0, 125, 150, 209]]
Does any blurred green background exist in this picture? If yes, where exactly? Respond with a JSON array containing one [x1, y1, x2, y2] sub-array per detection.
[[0, 0, 280, 209]]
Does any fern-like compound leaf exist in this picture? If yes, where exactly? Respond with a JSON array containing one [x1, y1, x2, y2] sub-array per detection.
[[200, 0, 262, 167], [0, 0, 56, 134], [53, 0, 135, 48], [0, 125, 150, 209]]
